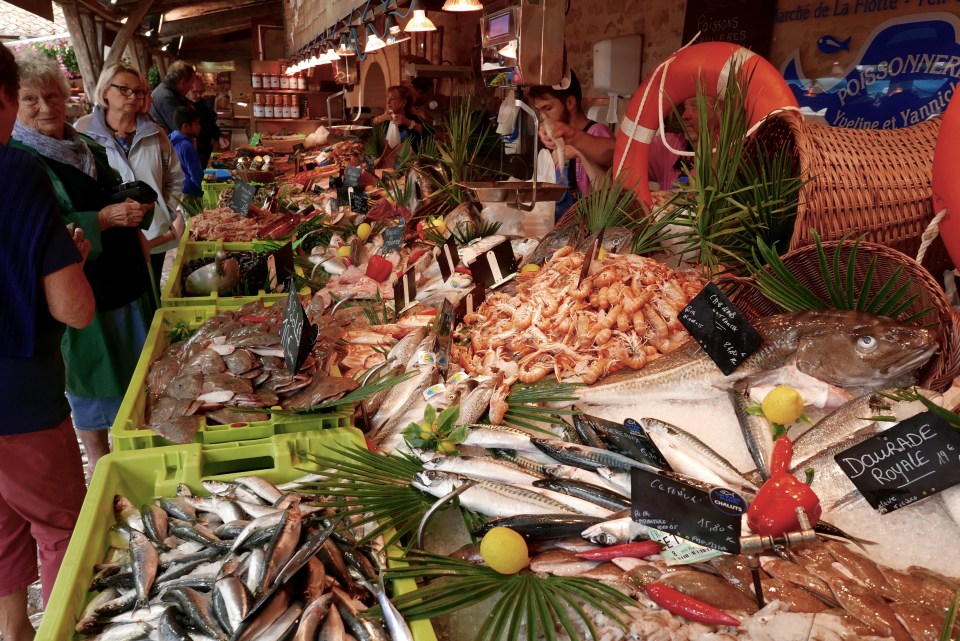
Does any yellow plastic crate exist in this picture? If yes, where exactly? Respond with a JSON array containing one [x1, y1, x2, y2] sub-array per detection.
[[201, 180, 233, 210], [38, 430, 436, 641], [111, 305, 351, 451]]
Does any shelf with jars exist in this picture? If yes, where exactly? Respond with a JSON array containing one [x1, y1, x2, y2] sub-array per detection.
[[249, 60, 340, 144]]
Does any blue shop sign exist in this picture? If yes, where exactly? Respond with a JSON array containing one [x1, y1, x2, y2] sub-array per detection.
[[782, 14, 960, 129]]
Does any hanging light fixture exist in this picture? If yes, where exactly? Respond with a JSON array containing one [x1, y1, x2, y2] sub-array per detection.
[[442, 0, 483, 11], [364, 23, 387, 53], [383, 14, 410, 46], [325, 46, 341, 61], [336, 34, 355, 56], [404, 9, 436, 32]]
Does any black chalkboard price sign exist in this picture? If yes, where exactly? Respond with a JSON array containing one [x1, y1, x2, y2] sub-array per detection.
[[835, 412, 960, 514], [349, 190, 369, 214], [230, 181, 257, 216], [381, 221, 405, 255], [344, 165, 362, 187], [280, 281, 318, 376], [632, 467, 747, 553], [679, 282, 761, 376]]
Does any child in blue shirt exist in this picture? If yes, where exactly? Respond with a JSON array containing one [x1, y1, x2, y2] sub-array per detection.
[[170, 106, 203, 214]]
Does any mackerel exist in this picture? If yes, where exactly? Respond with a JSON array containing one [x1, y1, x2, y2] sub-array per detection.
[[412, 470, 579, 517], [461, 424, 538, 452], [576, 311, 938, 404], [531, 439, 659, 473], [494, 451, 632, 497], [532, 478, 632, 511], [639, 418, 758, 490], [422, 454, 544, 485], [729, 385, 774, 480], [473, 514, 605, 540]]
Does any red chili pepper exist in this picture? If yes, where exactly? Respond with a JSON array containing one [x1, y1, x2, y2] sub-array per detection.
[[407, 248, 428, 264], [645, 582, 741, 627], [769, 435, 794, 476], [576, 540, 661, 561], [365, 255, 393, 282], [454, 266, 472, 276]]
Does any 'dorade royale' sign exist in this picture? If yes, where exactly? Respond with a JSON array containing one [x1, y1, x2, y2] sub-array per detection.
[[769, 4, 960, 129]]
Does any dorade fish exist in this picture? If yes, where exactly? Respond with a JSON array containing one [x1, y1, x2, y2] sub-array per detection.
[[576, 310, 938, 405]]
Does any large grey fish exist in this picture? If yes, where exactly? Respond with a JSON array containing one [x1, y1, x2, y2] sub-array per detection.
[[456, 375, 501, 426], [576, 310, 938, 404]]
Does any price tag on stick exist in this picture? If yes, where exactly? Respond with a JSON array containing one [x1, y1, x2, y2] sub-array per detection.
[[438, 236, 460, 282], [230, 181, 257, 216], [455, 285, 486, 324], [834, 411, 960, 514], [393, 267, 417, 316], [678, 282, 762, 376], [266, 242, 295, 293], [280, 281, 318, 376], [632, 467, 747, 554], [577, 228, 605, 287], [469, 241, 517, 290]]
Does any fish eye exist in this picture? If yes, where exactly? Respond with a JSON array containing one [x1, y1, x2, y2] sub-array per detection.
[[857, 335, 878, 353]]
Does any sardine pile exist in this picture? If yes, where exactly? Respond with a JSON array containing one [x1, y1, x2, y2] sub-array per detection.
[[145, 301, 356, 444], [456, 247, 704, 386], [76, 474, 408, 641]]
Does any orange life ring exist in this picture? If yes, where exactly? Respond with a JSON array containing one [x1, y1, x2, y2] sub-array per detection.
[[613, 42, 798, 205], [933, 87, 960, 265]]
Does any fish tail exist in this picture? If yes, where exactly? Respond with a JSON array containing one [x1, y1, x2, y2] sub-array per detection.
[[841, 36, 851, 50]]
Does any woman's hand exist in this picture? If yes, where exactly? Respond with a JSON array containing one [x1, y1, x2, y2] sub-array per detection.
[[98, 199, 151, 230], [67, 224, 91, 265], [391, 113, 411, 128], [171, 211, 186, 240]]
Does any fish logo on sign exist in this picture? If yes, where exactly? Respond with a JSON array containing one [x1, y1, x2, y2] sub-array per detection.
[[782, 14, 960, 130], [817, 34, 851, 54]]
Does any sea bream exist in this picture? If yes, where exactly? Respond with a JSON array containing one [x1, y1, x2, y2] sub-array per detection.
[[576, 310, 937, 404]]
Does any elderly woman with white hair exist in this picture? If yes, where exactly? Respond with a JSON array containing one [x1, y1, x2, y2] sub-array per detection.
[[75, 63, 186, 289], [9, 52, 156, 476]]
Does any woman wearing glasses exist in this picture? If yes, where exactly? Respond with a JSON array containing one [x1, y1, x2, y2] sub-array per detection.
[[10, 54, 157, 477], [77, 64, 186, 289]]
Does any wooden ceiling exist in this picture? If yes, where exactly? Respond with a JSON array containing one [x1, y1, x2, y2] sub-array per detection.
[[87, 0, 283, 59]]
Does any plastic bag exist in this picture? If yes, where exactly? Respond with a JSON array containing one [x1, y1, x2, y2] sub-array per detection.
[[386, 122, 402, 148]]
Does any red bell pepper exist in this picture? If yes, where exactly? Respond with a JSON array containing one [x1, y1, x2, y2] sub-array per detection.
[[645, 582, 741, 627], [747, 436, 822, 536], [365, 255, 393, 282], [576, 540, 661, 561]]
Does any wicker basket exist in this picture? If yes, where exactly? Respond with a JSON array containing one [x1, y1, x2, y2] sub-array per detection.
[[752, 112, 951, 275], [724, 239, 960, 392]]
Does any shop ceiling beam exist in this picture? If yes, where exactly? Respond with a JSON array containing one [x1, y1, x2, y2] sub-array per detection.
[[76, 0, 121, 23], [104, 0, 155, 70], [160, 3, 281, 39], [161, 0, 266, 22]]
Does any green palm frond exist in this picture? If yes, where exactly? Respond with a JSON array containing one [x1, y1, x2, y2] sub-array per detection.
[[378, 552, 634, 641], [941, 588, 960, 641], [298, 444, 432, 548], [365, 121, 386, 159], [879, 388, 960, 433], [571, 171, 643, 233], [256, 368, 416, 419], [498, 382, 581, 434], [745, 231, 934, 323]]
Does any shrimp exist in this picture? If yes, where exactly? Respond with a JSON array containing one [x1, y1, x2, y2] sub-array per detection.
[[580, 358, 611, 385], [488, 378, 514, 424], [644, 306, 669, 339], [552, 245, 574, 259]]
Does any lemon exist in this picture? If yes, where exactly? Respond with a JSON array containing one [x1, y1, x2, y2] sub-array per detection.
[[437, 439, 459, 455], [598, 248, 608, 261], [356, 222, 372, 242], [479, 527, 529, 574], [419, 420, 436, 440], [428, 218, 447, 235], [761, 386, 805, 424], [337, 246, 352, 258], [520, 264, 541, 273]]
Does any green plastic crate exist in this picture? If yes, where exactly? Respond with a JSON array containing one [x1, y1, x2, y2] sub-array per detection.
[[201, 180, 233, 210], [161, 239, 301, 308], [111, 306, 352, 451], [37, 430, 437, 641]]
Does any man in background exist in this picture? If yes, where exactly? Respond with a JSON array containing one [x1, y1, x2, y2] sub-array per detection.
[[186, 75, 228, 169], [150, 60, 195, 134], [529, 71, 614, 200]]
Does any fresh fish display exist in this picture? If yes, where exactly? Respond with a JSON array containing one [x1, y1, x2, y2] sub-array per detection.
[[576, 310, 937, 404], [74, 476, 404, 641]]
